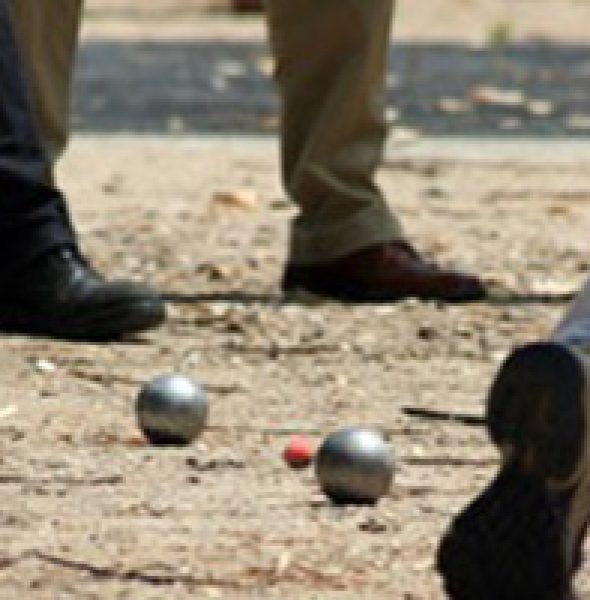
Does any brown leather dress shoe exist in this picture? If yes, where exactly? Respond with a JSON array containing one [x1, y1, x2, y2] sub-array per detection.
[[281, 241, 486, 303]]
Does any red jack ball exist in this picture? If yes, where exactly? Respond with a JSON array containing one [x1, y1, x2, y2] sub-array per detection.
[[283, 435, 314, 469]]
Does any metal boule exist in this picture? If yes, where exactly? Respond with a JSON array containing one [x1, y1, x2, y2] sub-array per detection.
[[315, 427, 394, 505], [136, 374, 208, 446]]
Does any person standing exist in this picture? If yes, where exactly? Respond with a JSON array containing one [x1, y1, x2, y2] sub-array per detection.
[[10, 0, 485, 303], [0, 0, 165, 340]]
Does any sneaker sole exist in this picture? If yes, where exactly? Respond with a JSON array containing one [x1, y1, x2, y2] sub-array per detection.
[[437, 341, 587, 599], [487, 342, 586, 482], [437, 466, 569, 600]]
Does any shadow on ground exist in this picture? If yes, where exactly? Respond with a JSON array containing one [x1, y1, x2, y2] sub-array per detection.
[[161, 290, 576, 305], [74, 39, 590, 136]]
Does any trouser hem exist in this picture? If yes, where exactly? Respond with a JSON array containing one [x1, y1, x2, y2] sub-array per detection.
[[288, 202, 403, 265]]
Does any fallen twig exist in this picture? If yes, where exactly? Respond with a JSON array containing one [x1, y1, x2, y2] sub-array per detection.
[[0, 474, 123, 486], [21, 550, 243, 589], [401, 456, 499, 467], [67, 369, 244, 395], [403, 406, 486, 426], [206, 424, 426, 437]]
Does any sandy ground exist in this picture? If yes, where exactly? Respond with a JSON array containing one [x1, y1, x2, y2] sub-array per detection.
[[2, 2, 590, 598]]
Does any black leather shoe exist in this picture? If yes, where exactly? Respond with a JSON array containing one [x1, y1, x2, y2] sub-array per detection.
[[0, 247, 166, 340]]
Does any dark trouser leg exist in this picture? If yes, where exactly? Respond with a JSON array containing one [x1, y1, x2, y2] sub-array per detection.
[[0, 0, 75, 280], [8, 0, 83, 165]]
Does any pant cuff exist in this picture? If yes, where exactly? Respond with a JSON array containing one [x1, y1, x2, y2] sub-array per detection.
[[288, 202, 404, 265]]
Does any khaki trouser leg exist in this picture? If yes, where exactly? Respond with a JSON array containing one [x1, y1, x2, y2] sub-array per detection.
[[266, 0, 402, 265], [7, 0, 82, 164]]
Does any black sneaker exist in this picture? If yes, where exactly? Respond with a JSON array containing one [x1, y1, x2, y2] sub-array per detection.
[[0, 247, 166, 340], [437, 342, 590, 600]]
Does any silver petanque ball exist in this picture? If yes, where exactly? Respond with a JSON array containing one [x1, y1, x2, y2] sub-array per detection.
[[315, 427, 394, 505], [137, 374, 208, 446]]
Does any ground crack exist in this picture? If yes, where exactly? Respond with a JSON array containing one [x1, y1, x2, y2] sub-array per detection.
[[1, 551, 243, 589]]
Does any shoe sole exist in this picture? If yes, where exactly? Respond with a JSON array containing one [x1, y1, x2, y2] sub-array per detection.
[[437, 341, 587, 600], [487, 342, 586, 481], [0, 298, 166, 341], [282, 284, 485, 304]]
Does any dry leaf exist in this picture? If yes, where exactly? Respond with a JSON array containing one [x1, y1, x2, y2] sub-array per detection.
[[211, 188, 259, 211], [436, 97, 471, 115], [257, 55, 275, 77], [469, 85, 524, 108]]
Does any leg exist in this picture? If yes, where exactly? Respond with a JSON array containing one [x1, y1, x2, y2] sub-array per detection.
[[437, 283, 590, 598], [0, 0, 75, 274], [0, 1, 164, 339], [265, 0, 484, 302], [266, 0, 401, 264], [7, 0, 82, 164]]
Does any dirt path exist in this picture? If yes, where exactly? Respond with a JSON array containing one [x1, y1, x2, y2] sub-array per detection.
[[2, 3, 590, 598], [0, 134, 585, 598]]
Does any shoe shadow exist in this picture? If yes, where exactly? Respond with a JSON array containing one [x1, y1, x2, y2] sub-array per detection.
[[485, 289, 576, 305], [162, 289, 576, 306], [162, 291, 282, 305]]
